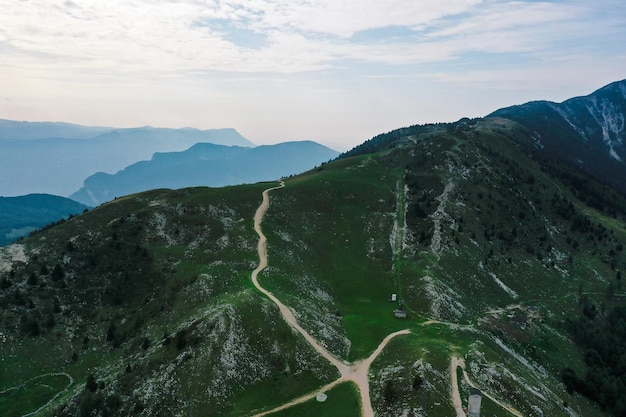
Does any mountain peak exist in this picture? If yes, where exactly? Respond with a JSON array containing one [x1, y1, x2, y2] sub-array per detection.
[[488, 79, 626, 191]]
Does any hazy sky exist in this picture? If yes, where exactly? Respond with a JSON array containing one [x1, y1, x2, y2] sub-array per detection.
[[1, 0, 625, 151]]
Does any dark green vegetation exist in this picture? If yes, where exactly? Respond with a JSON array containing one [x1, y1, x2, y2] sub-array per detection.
[[0, 373, 72, 416], [563, 305, 626, 416], [268, 383, 360, 417], [490, 79, 626, 194], [1, 81, 626, 416], [0, 194, 88, 246], [1, 184, 336, 417]]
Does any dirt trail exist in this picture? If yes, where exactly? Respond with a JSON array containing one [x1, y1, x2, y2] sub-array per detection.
[[450, 357, 467, 417], [350, 329, 411, 416], [251, 181, 410, 417], [254, 379, 346, 417], [451, 356, 524, 417], [461, 368, 524, 417], [251, 181, 347, 370]]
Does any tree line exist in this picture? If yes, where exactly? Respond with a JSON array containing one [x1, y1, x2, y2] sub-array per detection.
[[563, 303, 626, 416]]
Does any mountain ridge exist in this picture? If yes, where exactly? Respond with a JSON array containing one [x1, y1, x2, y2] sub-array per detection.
[[0, 125, 254, 197], [69, 140, 339, 206], [489, 79, 626, 193], [0, 194, 88, 246], [0, 119, 254, 146], [1, 80, 626, 416], [0, 119, 113, 141]]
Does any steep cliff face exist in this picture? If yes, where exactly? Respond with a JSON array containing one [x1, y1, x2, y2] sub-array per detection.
[[490, 80, 626, 193]]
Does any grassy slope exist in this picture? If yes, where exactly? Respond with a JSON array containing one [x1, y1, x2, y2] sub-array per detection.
[[263, 153, 410, 360], [267, 382, 361, 417], [255, 118, 623, 416], [0, 118, 624, 416], [0, 184, 336, 417]]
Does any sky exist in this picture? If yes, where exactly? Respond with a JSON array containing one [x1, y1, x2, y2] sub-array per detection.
[[1, 0, 625, 151]]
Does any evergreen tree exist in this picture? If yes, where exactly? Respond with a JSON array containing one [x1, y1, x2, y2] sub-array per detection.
[[51, 264, 64, 281]]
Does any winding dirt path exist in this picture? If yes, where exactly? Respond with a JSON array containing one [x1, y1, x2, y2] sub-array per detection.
[[251, 181, 410, 417], [450, 356, 524, 417], [461, 368, 524, 417], [251, 181, 347, 370], [450, 357, 467, 417]]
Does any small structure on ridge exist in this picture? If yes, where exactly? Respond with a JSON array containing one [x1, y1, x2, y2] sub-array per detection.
[[468, 387, 482, 417], [394, 299, 407, 319]]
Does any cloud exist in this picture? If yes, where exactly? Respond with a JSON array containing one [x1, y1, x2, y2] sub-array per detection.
[[2, 0, 626, 150], [240, 0, 482, 38], [3, 0, 623, 78]]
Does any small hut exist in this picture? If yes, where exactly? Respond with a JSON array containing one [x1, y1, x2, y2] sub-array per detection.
[[394, 307, 407, 319], [468, 387, 482, 417]]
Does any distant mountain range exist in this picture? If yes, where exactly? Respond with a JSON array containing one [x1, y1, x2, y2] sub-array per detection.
[[0, 194, 88, 246], [0, 119, 113, 140], [70, 141, 339, 206], [0, 120, 339, 243], [0, 122, 254, 197]]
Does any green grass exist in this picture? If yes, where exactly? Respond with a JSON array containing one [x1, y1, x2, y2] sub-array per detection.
[[196, 367, 337, 417], [0, 373, 72, 417], [262, 382, 361, 417], [260, 154, 415, 360], [1, 119, 625, 416]]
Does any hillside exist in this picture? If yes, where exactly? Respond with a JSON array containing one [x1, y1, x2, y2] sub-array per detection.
[[69, 141, 339, 206], [489, 79, 626, 194], [1, 111, 625, 417], [0, 194, 89, 246]]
